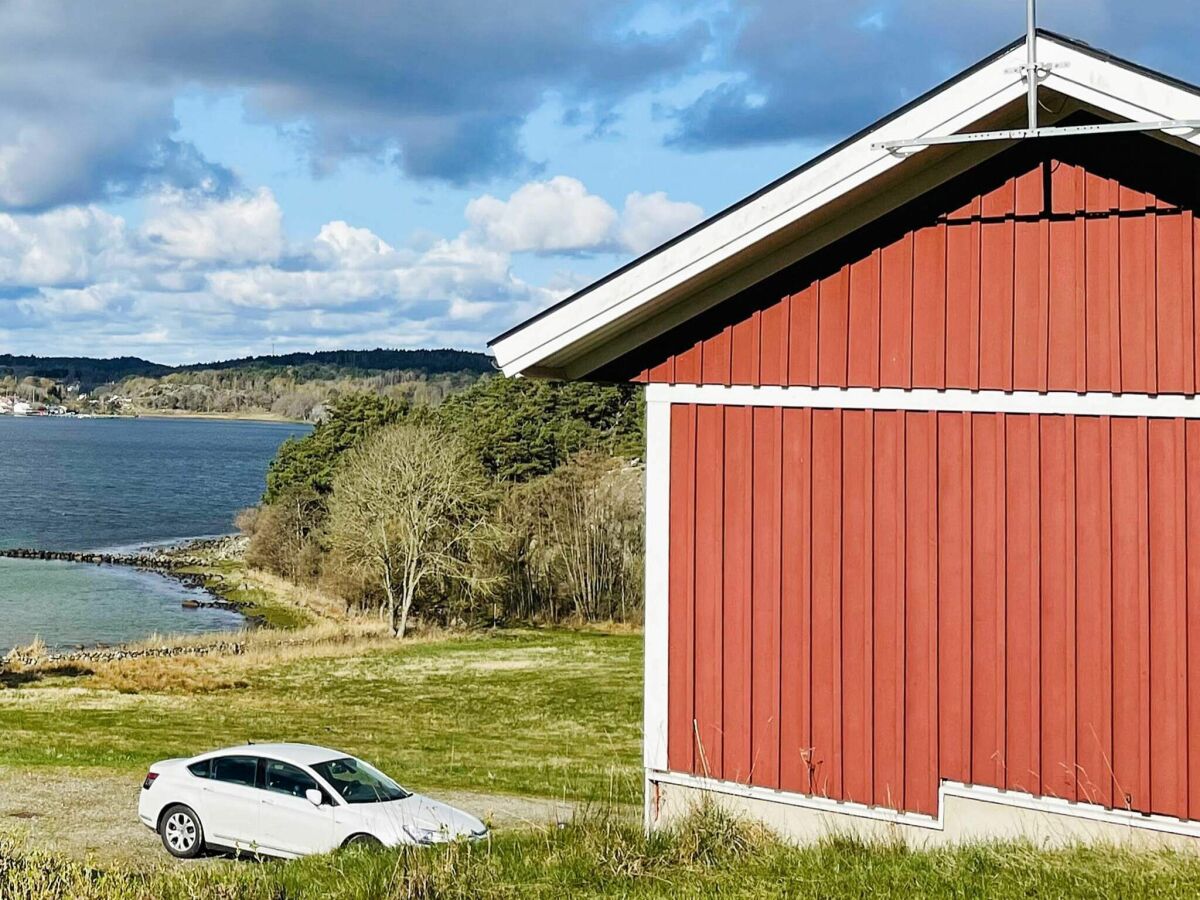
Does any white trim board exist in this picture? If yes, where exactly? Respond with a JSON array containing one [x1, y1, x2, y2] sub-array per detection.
[[647, 383, 1200, 420], [642, 397, 671, 774], [648, 769, 1200, 840]]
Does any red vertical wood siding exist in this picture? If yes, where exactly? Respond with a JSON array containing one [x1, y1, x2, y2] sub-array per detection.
[[841, 411, 874, 804], [779, 408, 813, 793], [1187, 421, 1200, 822], [750, 407, 782, 788], [722, 407, 753, 783], [1075, 416, 1113, 808], [937, 412, 972, 786], [1005, 414, 1041, 795], [873, 411, 906, 809], [810, 410, 843, 797], [971, 414, 1007, 789], [903, 413, 938, 815], [1039, 416, 1077, 800], [1110, 417, 1152, 811], [1148, 418, 1188, 817], [666, 404, 697, 774], [691, 405, 724, 776], [669, 407, 1200, 819], [634, 155, 1200, 396], [655, 136, 1200, 822]]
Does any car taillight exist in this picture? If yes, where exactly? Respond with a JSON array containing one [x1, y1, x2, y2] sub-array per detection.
[[142, 772, 159, 790]]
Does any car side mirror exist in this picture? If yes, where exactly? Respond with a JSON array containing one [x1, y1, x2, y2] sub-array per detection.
[[305, 788, 324, 807]]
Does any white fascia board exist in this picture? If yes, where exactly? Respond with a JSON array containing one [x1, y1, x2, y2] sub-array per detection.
[[648, 383, 1200, 419], [1038, 35, 1200, 147], [642, 397, 670, 773], [491, 44, 1030, 377]]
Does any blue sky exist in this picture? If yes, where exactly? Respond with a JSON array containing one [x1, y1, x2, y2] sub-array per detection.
[[0, 0, 1194, 364]]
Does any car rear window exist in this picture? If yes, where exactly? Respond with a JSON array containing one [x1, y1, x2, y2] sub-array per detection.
[[212, 755, 259, 787], [187, 759, 212, 779]]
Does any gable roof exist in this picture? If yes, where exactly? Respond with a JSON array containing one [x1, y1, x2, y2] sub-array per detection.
[[490, 31, 1200, 379]]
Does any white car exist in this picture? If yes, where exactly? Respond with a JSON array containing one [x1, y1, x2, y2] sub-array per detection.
[[138, 743, 488, 859]]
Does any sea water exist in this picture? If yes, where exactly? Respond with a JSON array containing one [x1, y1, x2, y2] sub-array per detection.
[[0, 415, 309, 649]]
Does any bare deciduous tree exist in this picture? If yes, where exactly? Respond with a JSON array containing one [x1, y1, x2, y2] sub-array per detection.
[[325, 423, 494, 638], [243, 487, 323, 581], [487, 453, 644, 623]]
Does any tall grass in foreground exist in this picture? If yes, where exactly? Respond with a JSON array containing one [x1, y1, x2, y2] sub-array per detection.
[[3, 805, 1200, 899]]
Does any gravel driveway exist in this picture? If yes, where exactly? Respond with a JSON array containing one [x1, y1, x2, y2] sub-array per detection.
[[0, 768, 579, 869]]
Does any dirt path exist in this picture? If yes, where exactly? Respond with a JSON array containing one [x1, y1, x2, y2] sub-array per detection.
[[0, 768, 580, 869]]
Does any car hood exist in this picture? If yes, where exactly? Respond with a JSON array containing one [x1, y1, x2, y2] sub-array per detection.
[[350, 794, 486, 842]]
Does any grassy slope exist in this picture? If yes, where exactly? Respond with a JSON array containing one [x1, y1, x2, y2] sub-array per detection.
[[183, 559, 319, 630], [0, 630, 642, 803]]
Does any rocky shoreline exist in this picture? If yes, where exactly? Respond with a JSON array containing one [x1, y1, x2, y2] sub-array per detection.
[[0, 537, 251, 621]]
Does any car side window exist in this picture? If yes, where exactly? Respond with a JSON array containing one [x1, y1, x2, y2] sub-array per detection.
[[187, 759, 212, 779], [211, 755, 259, 788], [264, 759, 325, 802]]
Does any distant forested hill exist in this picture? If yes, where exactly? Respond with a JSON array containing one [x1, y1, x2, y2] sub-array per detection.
[[182, 348, 493, 377], [0, 348, 495, 420], [0, 354, 172, 388], [1, 348, 492, 387]]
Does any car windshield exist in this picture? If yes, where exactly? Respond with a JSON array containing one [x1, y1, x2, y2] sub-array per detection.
[[311, 757, 410, 804]]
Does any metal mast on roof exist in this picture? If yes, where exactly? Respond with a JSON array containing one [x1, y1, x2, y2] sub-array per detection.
[[1025, 0, 1038, 129], [873, 0, 1200, 152]]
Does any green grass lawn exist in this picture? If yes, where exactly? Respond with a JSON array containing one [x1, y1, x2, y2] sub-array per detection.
[[6, 807, 1200, 899], [0, 629, 643, 803], [3, 627, 1200, 897]]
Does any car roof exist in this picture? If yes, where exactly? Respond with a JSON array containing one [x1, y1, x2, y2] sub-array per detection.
[[197, 742, 349, 767]]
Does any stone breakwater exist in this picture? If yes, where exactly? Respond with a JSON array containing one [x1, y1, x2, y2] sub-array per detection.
[[3, 640, 248, 668], [0, 548, 204, 570], [4, 635, 320, 668]]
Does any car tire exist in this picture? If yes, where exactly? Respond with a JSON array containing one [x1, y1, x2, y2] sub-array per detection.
[[343, 833, 383, 851], [160, 804, 205, 859]]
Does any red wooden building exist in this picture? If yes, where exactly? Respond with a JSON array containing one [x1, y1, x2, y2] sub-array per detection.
[[491, 31, 1200, 844]]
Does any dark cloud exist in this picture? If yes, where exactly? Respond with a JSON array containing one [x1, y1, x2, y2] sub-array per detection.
[[0, 1, 709, 208], [669, 0, 1200, 151], [0, 70, 236, 211]]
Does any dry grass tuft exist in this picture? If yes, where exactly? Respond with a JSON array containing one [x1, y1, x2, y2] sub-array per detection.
[[75, 620, 482, 694], [2, 637, 47, 669], [87, 656, 251, 694], [243, 568, 347, 620]]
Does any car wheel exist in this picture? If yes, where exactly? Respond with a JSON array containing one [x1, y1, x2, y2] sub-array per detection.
[[343, 833, 383, 851], [160, 804, 205, 859]]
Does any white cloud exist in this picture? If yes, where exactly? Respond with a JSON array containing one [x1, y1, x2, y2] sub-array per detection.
[[141, 188, 283, 264], [0, 205, 128, 285], [0, 185, 558, 361], [0, 174, 700, 363], [313, 220, 398, 269], [466, 176, 618, 254], [618, 191, 704, 255], [466, 176, 703, 256]]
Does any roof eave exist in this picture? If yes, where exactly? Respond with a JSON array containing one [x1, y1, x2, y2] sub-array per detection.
[[490, 32, 1200, 379]]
